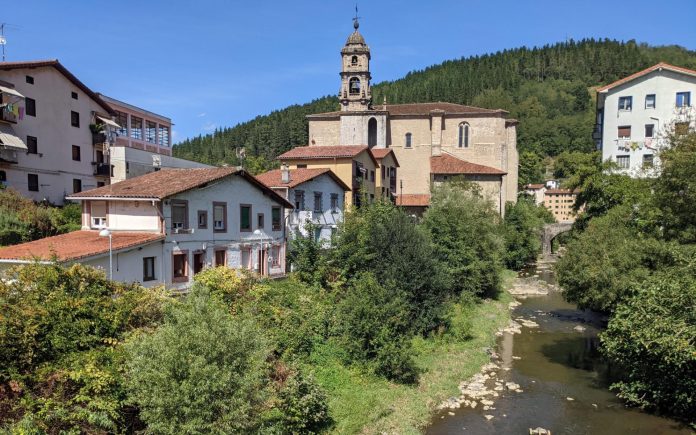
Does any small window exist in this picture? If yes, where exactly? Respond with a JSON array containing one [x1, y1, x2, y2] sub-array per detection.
[[241, 248, 251, 269], [458, 123, 470, 148], [25, 98, 36, 117], [617, 126, 631, 139], [91, 201, 107, 228], [240, 204, 251, 231], [197, 210, 208, 229], [143, 257, 156, 281], [71, 91, 78, 100], [146, 120, 157, 143], [28, 174, 39, 191], [215, 249, 226, 267], [70, 111, 80, 128], [370, 170, 375, 182], [257, 213, 264, 229], [381, 165, 385, 180], [294, 190, 305, 211], [616, 155, 630, 169], [618, 96, 633, 111], [645, 124, 654, 138], [330, 193, 339, 212], [405, 132, 412, 148], [193, 252, 205, 275], [271, 245, 280, 267], [296, 164, 307, 169], [72, 178, 82, 193], [171, 200, 189, 230], [172, 252, 189, 282], [645, 94, 656, 109], [130, 116, 143, 139], [351, 55, 358, 66], [643, 154, 654, 168], [676, 92, 691, 108], [213, 202, 227, 232], [71, 145, 81, 161], [349, 77, 361, 95], [27, 136, 38, 154], [25, 75, 34, 84], [0, 170, 6, 183], [313, 192, 323, 213], [272, 206, 282, 231]]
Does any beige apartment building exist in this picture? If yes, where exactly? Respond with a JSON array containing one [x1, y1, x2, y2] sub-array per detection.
[[0, 60, 208, 205], [544, 188, 578, 222], [299, 18, 518, 214]]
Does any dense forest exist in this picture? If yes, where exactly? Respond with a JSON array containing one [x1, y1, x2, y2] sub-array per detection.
[[173, 39, 696, 180]]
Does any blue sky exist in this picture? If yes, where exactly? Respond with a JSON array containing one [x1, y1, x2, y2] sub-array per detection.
[[4, 0, 696, 142]]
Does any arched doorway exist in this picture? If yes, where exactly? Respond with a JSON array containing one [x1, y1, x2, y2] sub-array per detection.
[[368, 118, 377, 148]]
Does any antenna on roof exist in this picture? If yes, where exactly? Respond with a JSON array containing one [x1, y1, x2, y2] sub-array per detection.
[[0, 24, 7, 61]]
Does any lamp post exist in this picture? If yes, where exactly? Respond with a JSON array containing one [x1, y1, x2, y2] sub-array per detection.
[[99, 228, 113, 280]]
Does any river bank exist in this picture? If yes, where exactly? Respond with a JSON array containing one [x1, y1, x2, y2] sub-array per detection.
[[307, 270, 516, 434], [426, 262, 692, 434]]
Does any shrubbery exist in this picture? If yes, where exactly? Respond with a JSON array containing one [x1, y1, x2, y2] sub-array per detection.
[[502, 196, 555, 270]]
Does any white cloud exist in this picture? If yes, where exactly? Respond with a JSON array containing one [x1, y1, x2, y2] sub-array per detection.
[[197, 112, 206, 117], [202, 122, 217, 132]]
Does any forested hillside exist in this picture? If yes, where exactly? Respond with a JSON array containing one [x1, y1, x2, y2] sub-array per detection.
[[173, 39, 696, 180]]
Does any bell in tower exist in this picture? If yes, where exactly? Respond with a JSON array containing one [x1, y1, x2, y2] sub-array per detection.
[[339, 17, 371, 112]]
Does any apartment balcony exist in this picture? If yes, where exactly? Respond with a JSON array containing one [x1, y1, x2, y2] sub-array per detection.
[[92, 133, 107, 146], [92, 162, 112, 177], [0, 110, 18, 124], [616, 138, 657, 152], [0, 148, 18, 164]]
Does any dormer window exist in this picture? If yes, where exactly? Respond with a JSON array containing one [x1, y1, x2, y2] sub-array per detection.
[[349, 77, 361, 95], [351, 55, 358, 66]]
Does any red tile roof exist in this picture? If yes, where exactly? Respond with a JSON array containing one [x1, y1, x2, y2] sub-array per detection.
[[430, 153, 506, 175], [0, 60, 114, 114], [397, 194, 431, 207], [67, 167, 293, 208], [307, 102, 507, 118], [0, 231, 164, 262], [278, 145, 368, 160], [369, 148, 400, 167], [545, 188, 578, 195], [597, 62, 696, 93], [255, 168, 350, 191]]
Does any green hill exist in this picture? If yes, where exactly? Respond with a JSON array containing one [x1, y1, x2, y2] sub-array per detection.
[[173, 39, 696, 179]]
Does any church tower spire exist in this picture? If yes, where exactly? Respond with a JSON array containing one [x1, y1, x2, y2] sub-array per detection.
[[339, 16, 371, 111]]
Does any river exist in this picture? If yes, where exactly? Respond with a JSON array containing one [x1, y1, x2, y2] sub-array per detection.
[[427, 261, 692, 435]]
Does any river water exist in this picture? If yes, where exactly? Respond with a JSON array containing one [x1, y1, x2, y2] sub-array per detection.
[[427, 262, 692, 435]]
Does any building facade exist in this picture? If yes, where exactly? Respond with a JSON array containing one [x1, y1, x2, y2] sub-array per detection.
[[256, 166, 350, 245], [0, 168, 292, 290], [300, 19, 518, 213], [543, 188, 578, 223], [595, 62, 696, 177]]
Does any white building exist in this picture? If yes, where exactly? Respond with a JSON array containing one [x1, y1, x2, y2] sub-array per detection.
[[256, 166, 350, 245], [0, 60, 208, 204], [523, 183, 546, 205], [0, 168, 293, 290], [595, 62, 696, 177]]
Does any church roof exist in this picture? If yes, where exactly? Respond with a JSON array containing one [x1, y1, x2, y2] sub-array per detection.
[[430, 153, 507, 175], [346, 30, 366, 46], [307, 102, 507, 119]]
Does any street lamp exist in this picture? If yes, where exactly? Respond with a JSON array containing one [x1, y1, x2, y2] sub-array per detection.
[[99, 228, 113, 280]]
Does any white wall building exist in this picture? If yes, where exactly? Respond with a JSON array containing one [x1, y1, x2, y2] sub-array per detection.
[[595, 62, 696, 177], [0, 168, 293, 290], [256, 166, 350, 245]]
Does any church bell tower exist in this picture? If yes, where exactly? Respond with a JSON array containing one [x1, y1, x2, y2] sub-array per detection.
[[339, 17, 371, 112]]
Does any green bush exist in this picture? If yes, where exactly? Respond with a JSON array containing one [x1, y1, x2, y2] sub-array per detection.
[[503, 197, 555, 270], [272, 366, 332, 434], [125, 286, 270, 434], [600, 269, 696, 423], [288, 221, 330, 287]]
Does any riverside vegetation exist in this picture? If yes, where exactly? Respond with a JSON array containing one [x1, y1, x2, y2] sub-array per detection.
[[0, 181, 551, 433], [556, 130, 696, 426]]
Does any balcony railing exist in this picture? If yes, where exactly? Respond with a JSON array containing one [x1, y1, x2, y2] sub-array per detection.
[[0, 110, 18, 124], [92, 133, 107, 146], [93, 162, 112, 177], [0, 148, 18, 164]]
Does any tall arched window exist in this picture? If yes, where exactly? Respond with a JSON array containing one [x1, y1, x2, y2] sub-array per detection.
[[349, 77, 361, 95], [458, 123, 470, 148], [368, 118, 377, 148], [351, 55, 358, 66], [405, 132, 412, 148]]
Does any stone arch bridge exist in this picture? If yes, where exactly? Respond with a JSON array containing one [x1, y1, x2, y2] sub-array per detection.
[[542, 222, 573, 255]]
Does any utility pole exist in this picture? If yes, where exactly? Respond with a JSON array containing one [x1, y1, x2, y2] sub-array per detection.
[[0, 24, 7, 61]]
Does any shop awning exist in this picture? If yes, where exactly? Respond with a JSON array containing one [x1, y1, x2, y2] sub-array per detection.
[[0, 123, 27, 150], [97, 115, 121, 129], [0, 85, 25, 99]]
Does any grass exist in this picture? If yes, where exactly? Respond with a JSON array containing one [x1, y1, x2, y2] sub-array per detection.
[[306, 270, 516, 434]]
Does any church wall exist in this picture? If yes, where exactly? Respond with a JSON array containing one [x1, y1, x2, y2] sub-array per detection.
[[308, 119, 340, 146], [339, 113, 387, 146], [505, 124, 519, 204]]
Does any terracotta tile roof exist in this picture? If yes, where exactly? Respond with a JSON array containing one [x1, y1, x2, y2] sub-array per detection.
[[597, 62, 696, 93], [278, 145, 368, 160], [369, 148, 400, 167], [0, 60, 114, 114], [0, 231, 164, 262], [430, 153, 506, 175], [545, 188, 578, 195], [67, 167, 293, 208], [397, 194, 431, 207], [525, 183, 545, 189], [307, 102, 507, 118], [255, 168, 351, 191]]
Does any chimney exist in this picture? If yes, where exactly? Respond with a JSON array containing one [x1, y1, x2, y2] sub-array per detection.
[[382, 95, 387, 111], [281, 163, 291, 184]]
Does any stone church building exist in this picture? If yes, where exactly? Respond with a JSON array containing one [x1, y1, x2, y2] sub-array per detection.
[[290, 19, 518, 214]]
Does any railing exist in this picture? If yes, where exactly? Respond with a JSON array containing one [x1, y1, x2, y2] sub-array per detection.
[[0, 110, 18, 123], [0, 148, 18, 163], [93, 162, 112, 177], [92, 133, 107, 146]]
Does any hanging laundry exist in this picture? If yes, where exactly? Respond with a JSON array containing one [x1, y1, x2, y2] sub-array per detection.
[[18, 107, 24, 120], [11, 104, 19, 116]]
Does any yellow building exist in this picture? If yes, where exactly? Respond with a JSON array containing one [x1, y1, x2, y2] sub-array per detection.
[[543, 189, 578, 222], [278, 145, 378, 208], [369, 148, 399, 201]]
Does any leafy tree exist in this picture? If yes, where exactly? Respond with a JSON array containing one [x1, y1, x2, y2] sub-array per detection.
[[422, 181, 503, 298], [288, 221, 330, 287], [503, 197, 555, 269], [552, 150, 601, 185], [125, 286, 270, 434], [600, 265, 696, 423], [518, 151, 546, 187], [271, 366, 332, 434]]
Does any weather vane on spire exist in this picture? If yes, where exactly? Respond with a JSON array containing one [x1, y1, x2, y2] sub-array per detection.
[[353, 5, 360, 29]]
